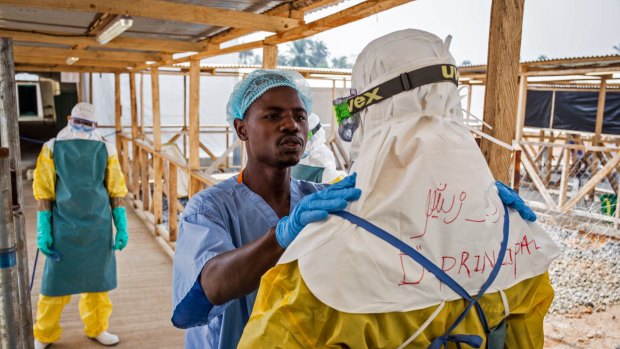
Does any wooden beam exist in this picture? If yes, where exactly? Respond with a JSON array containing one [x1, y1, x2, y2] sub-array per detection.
[[562, 152, 620, 213], [152, 67, 163, 225], [15, 64, 123, 73], [188, 59, 200, 196], [520, 145, 560, 211], [140, 148, 150, 211], [262, 44, 278, 69], [593, 77, 608, 145], [558, 145, 571, 207], [0, 29, 200, 53], [156, 0, 412, 69], [167, 162, 178, 242], [10, 0, 300, 32], [14, 55, 135, 69], [77, 73, 83, 102], [264, 0, 413, 45], [129, 72, 139, 199], [204, 1, 305, 45], [114, 72, 122, 154], [13, 46, 165, 63], [515, 75, 528, 142], [88, 72, 93, 103], [480, 0, 525, 183]]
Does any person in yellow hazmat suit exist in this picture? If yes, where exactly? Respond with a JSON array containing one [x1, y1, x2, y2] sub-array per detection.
[[238, 29, 561, 349], [32, 102, 129, 349]]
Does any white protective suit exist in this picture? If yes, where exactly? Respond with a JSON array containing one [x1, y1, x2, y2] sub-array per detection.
[[239, 29, 560, 349], [291, 113, 346, 184]]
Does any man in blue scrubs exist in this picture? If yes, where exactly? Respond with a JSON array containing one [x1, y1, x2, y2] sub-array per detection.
[[171, 70, 361, 348]]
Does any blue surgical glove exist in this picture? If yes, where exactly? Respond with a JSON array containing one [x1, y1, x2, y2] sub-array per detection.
[[37, 210, 54, 257], [276, 173, 362, 248], [112, 206, 129, 251], [496, 180, 537, 222]]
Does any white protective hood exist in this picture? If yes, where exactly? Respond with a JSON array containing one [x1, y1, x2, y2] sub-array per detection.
[[279, 29, 560, 314], [298, 113, 345, 183]]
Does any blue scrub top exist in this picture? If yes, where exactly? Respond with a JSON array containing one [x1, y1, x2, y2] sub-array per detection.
[[172, 175, 324, 349]]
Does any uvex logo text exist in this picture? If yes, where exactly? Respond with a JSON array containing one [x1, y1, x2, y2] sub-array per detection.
[[348, 87, 382, 111]]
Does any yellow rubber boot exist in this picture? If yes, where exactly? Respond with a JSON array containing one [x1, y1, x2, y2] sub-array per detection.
[[33, 294, 71, 343], [79, 292, 113, 338]]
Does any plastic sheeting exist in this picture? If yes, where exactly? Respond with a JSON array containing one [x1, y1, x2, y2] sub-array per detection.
[[524, 90, 620, 134], [524, 90, 552, 128]]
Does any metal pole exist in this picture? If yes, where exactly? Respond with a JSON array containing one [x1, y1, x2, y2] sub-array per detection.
[[0, 36, 34, 349], [0, 147, 20, 349]]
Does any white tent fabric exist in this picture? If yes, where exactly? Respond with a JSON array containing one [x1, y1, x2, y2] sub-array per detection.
[[279, 29, 560, 314]]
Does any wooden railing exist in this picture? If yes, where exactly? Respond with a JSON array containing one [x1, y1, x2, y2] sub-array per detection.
[[117, 125, 239, 257], [517, 129, 620, 234]]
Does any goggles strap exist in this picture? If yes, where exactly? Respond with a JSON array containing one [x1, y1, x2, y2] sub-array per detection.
[[335, 64, 459, 121], [309, 122, 322, 138]]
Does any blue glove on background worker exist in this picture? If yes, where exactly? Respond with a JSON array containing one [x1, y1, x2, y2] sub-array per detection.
[[496, 180, 537, 222], [36, 210, 53, 257], [276, 173, 362, 248], [112, 207, 129, 251]]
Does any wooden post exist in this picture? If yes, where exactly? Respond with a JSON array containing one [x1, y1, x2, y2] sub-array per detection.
[[514, 74, 528, 142], [140, 73, 145, 138], [479, 0, 525, 184], [114, 73, 122, 154], [77, 73, 83, 102], [558, 145, 571, 207], [0, 36, 34, 346], [262, 44, 278, 69], [593, 77, 608, 146], [183, 74, 187, 158], [88, 72, 93, 104], [512, 149, 521, 191], [129, 72, 139, 199], [466, 84, 473, 122], [151, 67, 163, 225], [545, 132, 554, 184], [188, 59, 201, 196], [168, 162, 178, 242], [141, 148, 150, 211]]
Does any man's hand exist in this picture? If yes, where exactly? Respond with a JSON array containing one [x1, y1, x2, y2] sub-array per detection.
[[37, 210, 54, 257], [112, 206, 129, 251], [275, 173, 362, 248], [496, 180, 536, 222]]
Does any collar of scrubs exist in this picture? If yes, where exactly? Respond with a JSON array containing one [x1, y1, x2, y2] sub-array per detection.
[[278, 110, 561, 314]]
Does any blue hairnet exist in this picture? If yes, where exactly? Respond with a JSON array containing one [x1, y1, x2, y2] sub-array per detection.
[[226, 69, 313, 125]]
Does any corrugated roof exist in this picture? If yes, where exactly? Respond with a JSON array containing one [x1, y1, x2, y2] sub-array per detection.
[[522, 54, 620, 65], [174, 62, 351, 73]]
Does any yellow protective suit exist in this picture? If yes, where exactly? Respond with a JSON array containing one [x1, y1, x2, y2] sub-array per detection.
[[32, 134, 127, 342], [33, 145, 128, 201], [238, 261, 553, 349], [33, 292, 113, 342]]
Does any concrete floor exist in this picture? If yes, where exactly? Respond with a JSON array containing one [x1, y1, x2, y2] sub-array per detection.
[[23, 181, 185, 348]]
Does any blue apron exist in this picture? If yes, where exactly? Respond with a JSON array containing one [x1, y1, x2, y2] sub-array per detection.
[[41, 139, 116, 296], [291, 164, 325, 183]]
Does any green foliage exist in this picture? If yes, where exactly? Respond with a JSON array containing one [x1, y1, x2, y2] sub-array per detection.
[[240, 38, 355, 69], [331, 56, 352, 69]]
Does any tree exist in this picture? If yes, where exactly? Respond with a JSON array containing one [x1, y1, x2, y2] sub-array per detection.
[[461, 59, 472, 66], [537, 55, 548, 61], [331, 56, 352, 69], [280, 38, 329, 68], [613, 43, 620, 54], [238, 50, 255, 65]]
